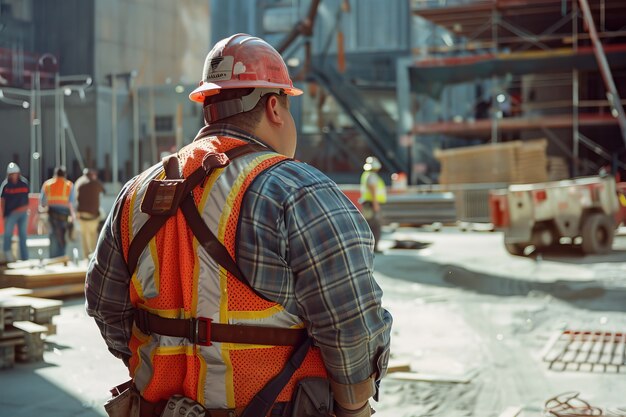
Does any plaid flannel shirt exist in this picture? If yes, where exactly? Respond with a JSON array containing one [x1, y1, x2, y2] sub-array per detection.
[[85, 124, 392, 386]]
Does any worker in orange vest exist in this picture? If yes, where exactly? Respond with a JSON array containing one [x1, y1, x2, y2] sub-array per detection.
[[86, 34, 391, 417], [39, 166, 75, 258]]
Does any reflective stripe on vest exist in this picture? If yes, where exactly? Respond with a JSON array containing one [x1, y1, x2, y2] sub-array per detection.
[[120, 136, 328, 409], [360, 171, 387, 203], [43, 178, 72, 207]]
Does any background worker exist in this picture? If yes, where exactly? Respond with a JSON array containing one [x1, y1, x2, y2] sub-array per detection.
[[86, 33, 391, 417], [0, 162, 30, 261], [74, 168, 104, 259], [360, 156, 387, 253], [40, 166, 75, 258]]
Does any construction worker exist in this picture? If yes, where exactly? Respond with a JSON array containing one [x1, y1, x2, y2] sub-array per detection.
[[0, 163, 30, 261], [86, 34, 391, 417], [74, 168, 105, 259], [39, 166, 75, 258], [360, 156, 387, 253]]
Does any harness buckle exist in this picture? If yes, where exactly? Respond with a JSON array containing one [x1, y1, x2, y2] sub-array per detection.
[[190, 317, 212, 346], [140, 179, 186, 216]]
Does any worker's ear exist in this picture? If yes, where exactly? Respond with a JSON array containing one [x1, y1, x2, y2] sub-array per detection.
[[264, 95, 285, 127]]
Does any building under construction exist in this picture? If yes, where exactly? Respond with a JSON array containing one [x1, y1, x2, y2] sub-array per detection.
[[0, 0, 624, 188], [213, 0, 626, 184]]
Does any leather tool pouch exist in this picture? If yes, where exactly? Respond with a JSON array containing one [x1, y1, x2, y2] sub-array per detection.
[[160, 395, 207, 417], [291, 377, 334, 417], [104, 380, 140, 417]]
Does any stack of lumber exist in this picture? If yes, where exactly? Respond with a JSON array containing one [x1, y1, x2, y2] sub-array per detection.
[[435, 139, 548, 185], [0, 256, 87, 298], [0, 287, 62, 369], [547, 156, 570, 181]]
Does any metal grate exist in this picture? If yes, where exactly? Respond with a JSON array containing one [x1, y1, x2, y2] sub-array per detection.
[[543, 330, 626, 373]]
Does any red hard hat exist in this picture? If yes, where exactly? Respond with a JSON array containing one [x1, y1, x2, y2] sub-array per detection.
[[189, 33, 302, 103]]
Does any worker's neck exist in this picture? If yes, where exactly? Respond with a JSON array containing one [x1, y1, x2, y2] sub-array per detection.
[[253, 122, 281, 155]]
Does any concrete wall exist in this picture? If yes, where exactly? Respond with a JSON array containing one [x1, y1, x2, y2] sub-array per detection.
[[94, 0, 210, 87], [0, 105, 33, 183], [0, 91, 97, 190], [34, 0, 95, 76]]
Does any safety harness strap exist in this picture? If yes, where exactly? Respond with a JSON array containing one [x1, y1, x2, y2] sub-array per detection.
[[240, 338, 312, 417], [126, 142, 312, 417], [134, 309, 307, 347], [180, 196, 251, 287], [125, 143, 267, 276]]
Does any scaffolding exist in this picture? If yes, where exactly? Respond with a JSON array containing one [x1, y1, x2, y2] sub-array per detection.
[[404, 0, 626, 178]]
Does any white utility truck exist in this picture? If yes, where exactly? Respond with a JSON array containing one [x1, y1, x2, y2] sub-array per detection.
[[489, 176, 621, 256]]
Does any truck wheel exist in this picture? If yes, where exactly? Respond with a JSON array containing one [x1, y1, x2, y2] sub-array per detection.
[[581, 213, 614, 255], [505, 242, 527, 256], [531, 227, 556, 248]]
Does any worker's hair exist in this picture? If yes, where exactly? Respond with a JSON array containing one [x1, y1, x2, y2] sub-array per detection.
[[55, 166, 66, 177], [203, 88, 288, 131]]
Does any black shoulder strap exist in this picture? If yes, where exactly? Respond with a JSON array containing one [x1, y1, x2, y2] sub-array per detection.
[[179, 198, 249, 285], [240, 338, 312, 417]]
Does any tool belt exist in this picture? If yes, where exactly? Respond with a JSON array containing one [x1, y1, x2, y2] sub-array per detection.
[[138, 395, 291, 417], [105, 380, 290, 417]]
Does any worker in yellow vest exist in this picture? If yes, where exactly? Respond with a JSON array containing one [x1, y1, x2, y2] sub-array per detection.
[[360, 156, 387, 253], [40, 166, 75, 258], [86, 34, 391, 417]]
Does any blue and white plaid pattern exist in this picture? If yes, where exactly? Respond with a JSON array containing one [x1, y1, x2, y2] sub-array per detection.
[[86, 124, 392, 386]]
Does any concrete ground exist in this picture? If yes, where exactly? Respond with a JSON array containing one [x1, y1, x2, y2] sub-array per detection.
[[0, 227, 625, 417]]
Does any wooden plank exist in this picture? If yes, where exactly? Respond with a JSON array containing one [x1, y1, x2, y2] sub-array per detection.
[[12, 320, 48, 334], [0, 263, 87, 291], [8, 295, 62, 310], [0, 287, 33, 298], [386, 369, 477, 384], [28, 283, 86, 299], [386, 361, 411, 374], [5, 256, 70, 270]]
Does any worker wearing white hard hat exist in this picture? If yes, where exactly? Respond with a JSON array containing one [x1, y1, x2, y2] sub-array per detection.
[[360, 156, 386, 253], [0, 162, 30, 261]]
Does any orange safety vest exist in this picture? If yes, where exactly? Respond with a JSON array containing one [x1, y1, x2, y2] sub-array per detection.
[[42, 177, 72, 207], [120, 136, 327, 409]]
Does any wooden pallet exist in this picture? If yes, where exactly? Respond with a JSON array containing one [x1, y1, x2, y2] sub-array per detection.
[[0, 289, 63, 368]]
